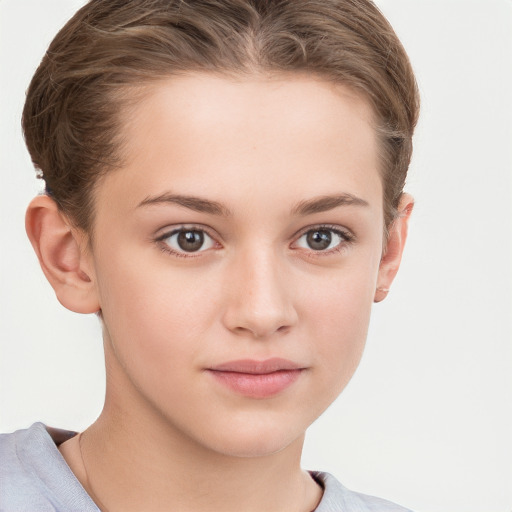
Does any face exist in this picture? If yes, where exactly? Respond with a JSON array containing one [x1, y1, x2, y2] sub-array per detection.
[[87, 73, 385, 457]]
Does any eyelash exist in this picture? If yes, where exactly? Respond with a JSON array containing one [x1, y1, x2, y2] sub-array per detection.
[[293, 224, 355, 257], [155, 224, 355, 259], [155, 225, 219, 259]]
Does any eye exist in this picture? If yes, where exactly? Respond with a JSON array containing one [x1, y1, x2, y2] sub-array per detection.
[[159, 228, 215, 254], [294, 226, 351, 252]]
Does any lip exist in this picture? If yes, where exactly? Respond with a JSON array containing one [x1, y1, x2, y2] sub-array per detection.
[[206, 358, 305, 399]]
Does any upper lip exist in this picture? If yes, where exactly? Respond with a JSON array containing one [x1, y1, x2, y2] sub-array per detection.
[[208, 358, 304, 374]]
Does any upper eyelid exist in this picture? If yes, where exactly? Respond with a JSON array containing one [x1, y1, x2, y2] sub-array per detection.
[[155, 224, 218, 240], [154, 225, 221, 256], [291, 223, 354, 241], [154, 223, 354, 246], [155, 226, 219, 257]]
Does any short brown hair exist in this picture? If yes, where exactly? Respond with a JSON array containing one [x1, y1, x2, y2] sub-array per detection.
[[22, 0, 419, 232]]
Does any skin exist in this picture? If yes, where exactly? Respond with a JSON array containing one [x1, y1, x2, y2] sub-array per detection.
[[26, 73, 413, 512]]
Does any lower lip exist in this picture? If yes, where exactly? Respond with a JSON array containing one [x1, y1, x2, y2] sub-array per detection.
[[208, 369, 303, 399]]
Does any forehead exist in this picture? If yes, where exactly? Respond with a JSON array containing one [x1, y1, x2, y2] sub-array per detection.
[[96, 73, 381, 219], [122, 72, 376, 159]]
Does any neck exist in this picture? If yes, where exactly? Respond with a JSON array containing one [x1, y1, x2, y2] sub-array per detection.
[[67, 350, 323, 512], [78, 407, 320, 512]]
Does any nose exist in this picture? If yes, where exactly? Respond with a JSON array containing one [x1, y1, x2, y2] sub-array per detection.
[[221, 248, 298, 339]]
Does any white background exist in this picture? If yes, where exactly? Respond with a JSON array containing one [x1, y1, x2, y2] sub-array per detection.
[[1, 1, 511, 511]]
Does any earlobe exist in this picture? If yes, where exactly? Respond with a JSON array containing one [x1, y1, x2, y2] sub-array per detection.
[[374, 194, 414, 303], [25, 195, 100, 314]]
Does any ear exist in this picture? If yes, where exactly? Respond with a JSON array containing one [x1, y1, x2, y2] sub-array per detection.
[[25, 195, 100, 314], [374, 193, 414, 303]]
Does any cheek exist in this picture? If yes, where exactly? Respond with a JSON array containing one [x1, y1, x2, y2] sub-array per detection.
[[94, 252, 218, 379], [301, 264, 376, 393]]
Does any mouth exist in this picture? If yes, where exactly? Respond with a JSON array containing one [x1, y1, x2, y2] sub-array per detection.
[[206, 358, 306, 399]]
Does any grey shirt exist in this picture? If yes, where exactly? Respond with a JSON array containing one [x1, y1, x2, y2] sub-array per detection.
[[0, 423, 412, 511]]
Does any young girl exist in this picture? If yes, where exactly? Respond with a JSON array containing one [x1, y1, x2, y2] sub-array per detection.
[[0, 1, 419, 510]]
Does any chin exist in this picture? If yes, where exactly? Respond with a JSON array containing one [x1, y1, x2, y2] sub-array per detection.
[[210, 436, 300, 459], [194, 417, 307, 459]]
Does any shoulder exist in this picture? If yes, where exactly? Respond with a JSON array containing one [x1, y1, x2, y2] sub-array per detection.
[[0, 423, 55, 511], [0, 423, 98, 512], [312, 471, 414, 512]]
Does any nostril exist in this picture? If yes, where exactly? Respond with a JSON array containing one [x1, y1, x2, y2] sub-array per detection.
[[231, 323, 291, 339]]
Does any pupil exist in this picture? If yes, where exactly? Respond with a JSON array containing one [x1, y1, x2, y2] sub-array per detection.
[[307, 230, 331, 250], [177, 230, 204, 252]]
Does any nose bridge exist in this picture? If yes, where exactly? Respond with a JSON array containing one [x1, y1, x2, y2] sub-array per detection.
[[223, 242, 297, 338]]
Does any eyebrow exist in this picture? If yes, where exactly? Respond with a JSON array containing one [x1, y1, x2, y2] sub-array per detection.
[[291, 193, 369, 215], [138, 193, 232, 216], [137, 192, 368, 217]]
